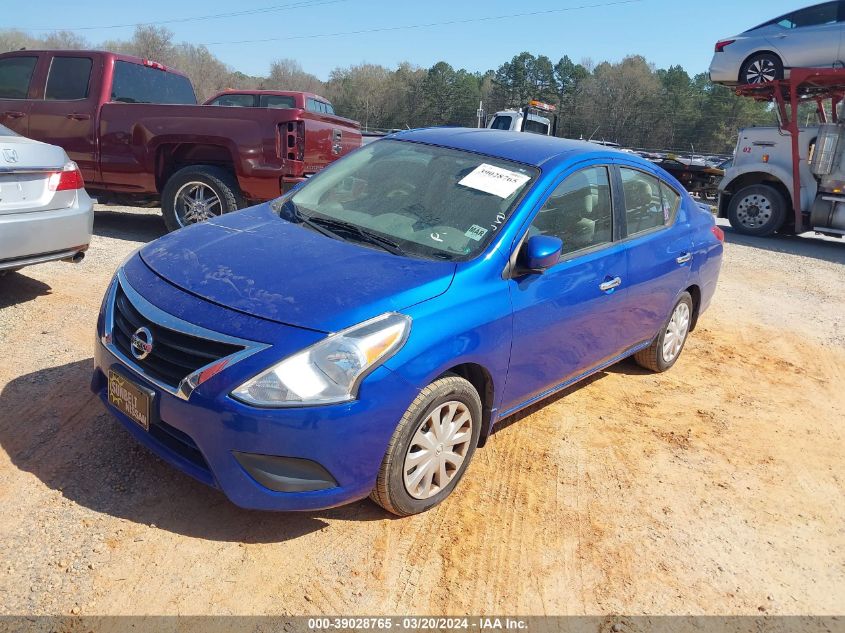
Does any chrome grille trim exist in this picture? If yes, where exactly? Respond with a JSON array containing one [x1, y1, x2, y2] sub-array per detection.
[[101, 268, 270, 401]]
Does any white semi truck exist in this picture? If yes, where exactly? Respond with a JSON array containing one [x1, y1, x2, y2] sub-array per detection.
[[486, 100, 557, 136], [718, 67, 845, 238]]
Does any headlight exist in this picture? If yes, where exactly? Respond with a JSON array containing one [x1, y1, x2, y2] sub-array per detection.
[[231, 312, 411, 407]]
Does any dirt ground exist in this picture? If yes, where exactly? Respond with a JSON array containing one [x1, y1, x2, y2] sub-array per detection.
[[0, 205, 843, 617]]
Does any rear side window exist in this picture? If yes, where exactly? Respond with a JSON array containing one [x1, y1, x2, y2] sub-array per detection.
[[0, 56, 37, 99], [45, 57, 92, 100], [111, 61, 197, 105], [777, 1, 839, 28], [209, 93, 255, 107], [621, 168, 678, 236], [260, 94, 296, 109], [530, 166, 614, 257]]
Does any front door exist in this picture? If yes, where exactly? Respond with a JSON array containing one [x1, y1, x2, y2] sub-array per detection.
[[502, 164, 629, 414], [766, 1, 843, 67]]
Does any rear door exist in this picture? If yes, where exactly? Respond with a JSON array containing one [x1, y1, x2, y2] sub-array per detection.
[[0, 54, 40, 135], [501, 163, 629, 413], [613, 164, 693, 349], [27, 54, 100, 182], [764, 1, 843, 67]]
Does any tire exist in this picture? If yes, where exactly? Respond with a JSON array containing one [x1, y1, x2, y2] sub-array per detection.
[[161, 165, 245, 232], [727, 184, 787, 236], [371, 375, 482, 516], [634, 292, 694, 373], [740, 53, 784, 85]]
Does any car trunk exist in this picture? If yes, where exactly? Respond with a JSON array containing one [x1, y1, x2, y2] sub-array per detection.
[[0, 135, 76, 216]]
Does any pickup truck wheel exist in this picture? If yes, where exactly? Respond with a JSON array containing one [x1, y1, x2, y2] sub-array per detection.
[[371, 375, 482, 516], [161, 166, 244, 232], [727, 184, 786, 236]]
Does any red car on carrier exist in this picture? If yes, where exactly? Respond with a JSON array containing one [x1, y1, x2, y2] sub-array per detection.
[[0, 50, 361, 231]]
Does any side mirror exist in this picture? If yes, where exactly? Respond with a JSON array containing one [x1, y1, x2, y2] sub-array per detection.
[[519, 235, 562, 274]]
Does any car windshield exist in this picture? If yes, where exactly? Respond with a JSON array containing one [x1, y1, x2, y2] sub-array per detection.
[[283, 139, 538, 261]]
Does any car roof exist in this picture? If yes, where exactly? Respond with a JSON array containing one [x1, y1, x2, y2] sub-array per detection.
[[389, 127, 629, 169]]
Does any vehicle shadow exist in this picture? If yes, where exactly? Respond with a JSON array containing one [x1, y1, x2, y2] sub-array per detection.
[[721, 224, 845, 265], [93, 206, 166, 243], [0, 272, 52, 309], [0, 359, 389, 544]]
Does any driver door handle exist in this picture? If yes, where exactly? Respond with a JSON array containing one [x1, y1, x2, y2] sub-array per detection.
[[676, 252, 693, 265], [599, 277, 622, 292], [66, 113, 91, 121]]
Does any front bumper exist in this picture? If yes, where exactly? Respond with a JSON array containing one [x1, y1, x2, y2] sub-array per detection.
[[91, 262, 418, 511], [0, 191, 93, 270]]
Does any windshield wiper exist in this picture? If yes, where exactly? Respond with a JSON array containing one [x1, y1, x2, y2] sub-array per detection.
[[279, 200, 345, 242], [308, 216, 407, 256]]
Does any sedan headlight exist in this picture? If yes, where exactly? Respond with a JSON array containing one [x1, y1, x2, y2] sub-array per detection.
[[231, 312, 411, 407]]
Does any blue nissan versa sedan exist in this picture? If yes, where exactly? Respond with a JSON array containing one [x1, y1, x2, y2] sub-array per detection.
[[92, 128, 724, 516]]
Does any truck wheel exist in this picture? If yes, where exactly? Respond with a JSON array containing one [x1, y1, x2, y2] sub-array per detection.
[[371, 375, 482, 516], [740, 53, 783, 84], [161, 165, 244, 232], [727, 184, 786, 236]]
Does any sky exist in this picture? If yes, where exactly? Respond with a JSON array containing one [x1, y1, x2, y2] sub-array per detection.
[[8, 0, 813, 79]]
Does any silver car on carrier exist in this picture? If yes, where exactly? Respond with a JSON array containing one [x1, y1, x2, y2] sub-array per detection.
[[0, 124, 92, 274], [710, 1, 845, 85]]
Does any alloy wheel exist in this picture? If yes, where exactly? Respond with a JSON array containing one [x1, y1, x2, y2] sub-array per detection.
[[403, 401, 473, 500], [745, 58, 777, 84], [174, 181, 223, 226], [662, 302, 691, 364]]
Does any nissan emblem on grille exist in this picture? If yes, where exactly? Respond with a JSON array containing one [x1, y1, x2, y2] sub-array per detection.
[[130, 327, 154, 360]]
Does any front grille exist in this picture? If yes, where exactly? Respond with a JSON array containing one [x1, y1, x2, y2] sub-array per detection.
[[112, 283, 244, 388], [149, 419, 211, 474]]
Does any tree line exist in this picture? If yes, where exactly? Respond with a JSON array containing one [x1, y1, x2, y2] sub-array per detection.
[[1, 25, 774, 153]]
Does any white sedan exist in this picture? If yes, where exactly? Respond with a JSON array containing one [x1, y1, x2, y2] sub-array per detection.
[[0, 124, 92, 274]]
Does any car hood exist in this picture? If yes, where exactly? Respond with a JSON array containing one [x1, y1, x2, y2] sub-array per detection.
[[139, 204, 456, 333]]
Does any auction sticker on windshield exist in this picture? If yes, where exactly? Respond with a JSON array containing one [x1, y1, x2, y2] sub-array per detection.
[[108, 370, 152, 431], [458, 164, 531, 198]]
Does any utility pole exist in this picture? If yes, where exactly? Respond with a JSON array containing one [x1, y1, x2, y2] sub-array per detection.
[[477, 101, 485, 128]]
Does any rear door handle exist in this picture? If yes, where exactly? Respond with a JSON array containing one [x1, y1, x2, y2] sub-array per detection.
[[3, 111, 25, 119], [599, 277, 622, 292], [676, 252, 693, 265], [67, 113, 91, 121]]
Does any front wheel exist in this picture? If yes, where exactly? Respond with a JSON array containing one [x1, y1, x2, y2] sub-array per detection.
[[727, 184, 787, 236], [371, 375, 482, 516], [161, 165, 244, 232], [634, 292, 694, 373]]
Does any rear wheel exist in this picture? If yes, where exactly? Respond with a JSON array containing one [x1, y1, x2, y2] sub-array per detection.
[[161, 165, 244, 232], [740, 53, 783, 84], [634, 292, 693, 373], [371, 375, 482, 516], [727, 184, 787, 236]]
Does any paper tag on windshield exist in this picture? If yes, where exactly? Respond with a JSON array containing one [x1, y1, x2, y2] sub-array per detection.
[[465, 224, 488, 241], [458, 164, 531, 199]]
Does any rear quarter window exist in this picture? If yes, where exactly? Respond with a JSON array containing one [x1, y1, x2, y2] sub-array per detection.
[[111, 61, 197, 105], [45, 57, 92, 100], [0, 56, 38, 99]]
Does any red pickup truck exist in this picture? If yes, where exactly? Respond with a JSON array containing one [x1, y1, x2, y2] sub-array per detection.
[[0, 50, 362, 231]]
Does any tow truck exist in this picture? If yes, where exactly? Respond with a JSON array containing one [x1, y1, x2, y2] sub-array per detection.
[[718, 68, 845, 238], [486, 100, 558, 136]]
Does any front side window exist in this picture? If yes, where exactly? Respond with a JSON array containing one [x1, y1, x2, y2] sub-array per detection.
[[260, 94, 296, 109], [306, 97, 330, 113], [0, 56, 37, 99], [529, 166, 613, 257], [209, 93, 255, 107], [111, 61, 197, 105], [285, 139, 538, 261], [45, 57, 92, 100], [621, 168, 679, 236]]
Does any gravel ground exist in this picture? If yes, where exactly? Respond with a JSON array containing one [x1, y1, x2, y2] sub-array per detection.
[[0, 204, 843, 616]]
